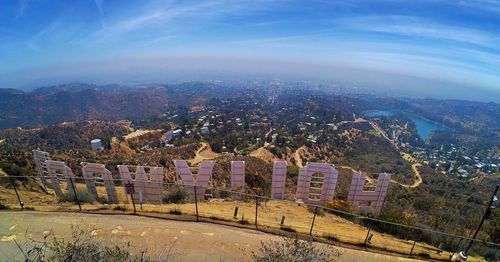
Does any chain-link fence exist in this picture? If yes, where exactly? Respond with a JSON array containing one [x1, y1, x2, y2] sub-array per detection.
[[1, 175, 498, 261]]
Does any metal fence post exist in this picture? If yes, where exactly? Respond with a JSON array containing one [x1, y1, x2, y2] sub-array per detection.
[[69, 177, 81, 211], [364, 224, 372, 246], [131, 194, 137, 214], [310, 206, 318, 236], [10, 178, 24, 210], [255, 196, 259, 229], [233, 207, 239, 218], [194, 185, 199, 222], [409, 240, 417, 256]]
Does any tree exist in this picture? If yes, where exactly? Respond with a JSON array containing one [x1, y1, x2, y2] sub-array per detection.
[[159, 158, 167, 167]]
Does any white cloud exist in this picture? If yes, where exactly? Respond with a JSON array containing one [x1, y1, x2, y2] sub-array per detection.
[[458, 0, 500, 14], [94, 0, 104, 15], [334, 15, 500, 48], [15, 0, 28, 19], [92, 0, 277, 40]]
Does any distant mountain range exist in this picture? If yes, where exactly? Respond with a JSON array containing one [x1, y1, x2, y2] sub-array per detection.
[[1, 82, 499, 133], [0, 83, 170, 129]]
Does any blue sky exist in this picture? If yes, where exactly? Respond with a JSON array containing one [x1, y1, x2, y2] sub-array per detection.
[[1, 0, 500, 100]]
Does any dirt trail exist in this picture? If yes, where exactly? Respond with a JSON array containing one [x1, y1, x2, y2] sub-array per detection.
[[189, 142, 220, 165], [293, 146, 310, 168], [395, 152, 423, 188], [368, 121, 423, 189], [0, 211, 426, 262]]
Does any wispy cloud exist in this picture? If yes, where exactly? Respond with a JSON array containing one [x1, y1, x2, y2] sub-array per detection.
[[227, 35, 307, 45], [15, 0, 28, 19], [92, 0, 276, 41], [94, 0, 104, 15], [458, 0, 500, 14], [334, 15, 500, 48]]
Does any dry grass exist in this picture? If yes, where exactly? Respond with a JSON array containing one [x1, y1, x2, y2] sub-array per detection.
[[249, 147, 278, 164], [123, 129, 162, 140], [0, 183, 457, 261]]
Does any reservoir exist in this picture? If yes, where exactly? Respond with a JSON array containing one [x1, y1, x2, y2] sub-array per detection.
[[364, 110, 446, 140]]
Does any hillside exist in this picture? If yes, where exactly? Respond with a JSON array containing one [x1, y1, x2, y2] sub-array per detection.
[[0, 83, 499, 261], [0, 84, 170, 129]]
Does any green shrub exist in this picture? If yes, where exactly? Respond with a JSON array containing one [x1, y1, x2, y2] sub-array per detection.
[[0, 202, 9, 210], [169, 208, 182, 215], [362, 210, 415, 241], [239, 218, 250, 225], [322, 233, 339, 242], [307, 205, 325, 217], [325, 200, 353, 213], [163, 185, 188, 204], [60, 190, 96, 204], [239, 215, 250, 225], [112, 206, 127, 211], [279, 225, 297, 233]]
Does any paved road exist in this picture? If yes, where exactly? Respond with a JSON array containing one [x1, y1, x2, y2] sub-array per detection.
[[0, 211, 424, 262]]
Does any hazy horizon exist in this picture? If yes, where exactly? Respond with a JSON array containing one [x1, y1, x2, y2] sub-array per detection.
[[1, 0, 500, 102]]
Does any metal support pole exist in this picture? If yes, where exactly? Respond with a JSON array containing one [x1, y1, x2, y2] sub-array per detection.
[[233, 207, 239, 218], [69, 177, 81, 211], [255, 197, 259, 229], [139, 192, 143, 210], [130, 193, 137, 215], [309, 206, 318, 235], [194, 185, 199, 222], [464, 185, 499, 255], [409, 240, 417, 256], [364, 226, 372, 246], [449, 237, 463, 262], [11, 179, 23, 210]]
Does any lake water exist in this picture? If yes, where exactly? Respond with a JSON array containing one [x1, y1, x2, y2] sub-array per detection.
[[364, 110, 445, 140]]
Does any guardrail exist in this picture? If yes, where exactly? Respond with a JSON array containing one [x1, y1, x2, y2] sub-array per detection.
[[0, 175, 498, 261]]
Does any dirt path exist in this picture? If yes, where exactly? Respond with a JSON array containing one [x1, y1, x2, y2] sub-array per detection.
[[368, 121, 423, 189], [369, 121, 392, 142], [395, 152, 423, 188], [0, 211, 425, 262], [189, 142, 220, 165], [293, 145, 310, 168]]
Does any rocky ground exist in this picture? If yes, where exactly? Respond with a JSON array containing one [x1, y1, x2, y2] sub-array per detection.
[[0, 211, 425, 262]]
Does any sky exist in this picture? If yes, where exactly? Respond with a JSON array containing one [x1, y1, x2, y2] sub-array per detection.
[[0, 0, 500, 101]]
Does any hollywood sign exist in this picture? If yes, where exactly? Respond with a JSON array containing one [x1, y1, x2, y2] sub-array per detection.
[[33, 149, 391, 215]]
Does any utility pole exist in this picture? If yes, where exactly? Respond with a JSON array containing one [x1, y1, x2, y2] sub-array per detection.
[[460, 184, 499, 259]]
